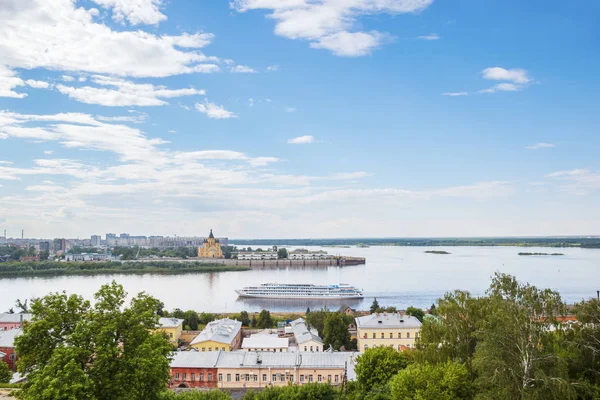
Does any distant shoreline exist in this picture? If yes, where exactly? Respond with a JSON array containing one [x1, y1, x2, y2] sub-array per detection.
[[0, 261, 249, 279], [231, 237, 600, 248], [424, 250, 451, 255], [518, 252, 565, 256]]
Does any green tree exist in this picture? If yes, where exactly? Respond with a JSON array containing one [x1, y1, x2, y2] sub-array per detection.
[[0, 360, 12, 383], [15, 281, 173, 400], [570, 298, 600, 390], [239, 311, 250, 326], [323, 312, 351, 350], [406, 306, 425, 322], [256, 310, 273, 329], [473, 273, 574, 400], [429, 303, 437, 316], [306, 308, 328, 336], [15, 298, 29, 313], [160, 390, 231, 399], [355, 346, 409, 393], [242, 383, 338, 399], [390, 361, 473, 400], [277, 248, 288, 259], [370, 298, 380, 314], [250, 315, 257, 328], [184, 310, 199, 330]]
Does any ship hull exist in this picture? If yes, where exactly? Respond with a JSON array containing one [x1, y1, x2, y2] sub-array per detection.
[[235, 290, 363, 300]]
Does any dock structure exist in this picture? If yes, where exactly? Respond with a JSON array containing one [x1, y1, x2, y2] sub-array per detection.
[[196, 257, 366, 268]]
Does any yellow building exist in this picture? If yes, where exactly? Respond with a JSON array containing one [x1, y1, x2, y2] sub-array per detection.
[[190, 318, 242, 352], [356, 313, 422, 352], [158, 317, 184, 346], [197, 229, 224, 258]]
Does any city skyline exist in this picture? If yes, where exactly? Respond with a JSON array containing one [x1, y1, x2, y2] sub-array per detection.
[[1, 0, 599, 238]]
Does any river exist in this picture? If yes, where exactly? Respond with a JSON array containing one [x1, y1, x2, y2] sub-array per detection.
[[0, 246, 598, 313]]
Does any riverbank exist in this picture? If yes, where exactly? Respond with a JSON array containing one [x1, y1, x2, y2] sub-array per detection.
[[0, 261, 250, 278]]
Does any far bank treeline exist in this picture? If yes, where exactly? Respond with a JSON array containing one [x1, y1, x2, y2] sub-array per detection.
[[0, 260, 249, 277]]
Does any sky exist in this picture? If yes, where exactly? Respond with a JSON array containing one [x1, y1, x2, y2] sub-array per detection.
[[0, 0, 599, 239]]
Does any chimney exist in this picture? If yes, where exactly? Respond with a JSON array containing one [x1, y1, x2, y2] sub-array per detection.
[[20, 314, 23, 328], [597, 290, 599, 300]]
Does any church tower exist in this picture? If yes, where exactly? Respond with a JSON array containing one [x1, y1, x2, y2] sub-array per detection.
[[198, 229, 224, 258]]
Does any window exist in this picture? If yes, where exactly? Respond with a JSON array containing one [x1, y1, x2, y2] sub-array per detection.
[[272, 374, 276, 382], [415, 332, 419, 338], [372, 333, 376, 339], [398, 332, 402, 339], [235, 374, 240, 382], [191, 373, 195, 381], [208, 373, 213, 381], [218, 374, 223, 382], [169, 333, 173, 338], [245, 374, 250, 381], [262, 374, 267, 382], [201, 347, 205, 352], [318, 375, 322, 382], [227, 374, 231, 382], [381, 333, 384, 339], [328, 375, 331, 382], [208, 347, 212, 351], [407, 333, 410, 339], [335, 375, 339, 383], [175, 372, 180, 380], [310, 346, 313, 351], [222, 347, 225, 351], [309, 375, 314, 383], [389, 332, 393, 338], [254, 375, 258, 382], [281, 375, 285, 382], [300, 375, 304, 382], [9, 353, 16, 360], [182, 373, 187, 381], [304, 346, 307, 351]]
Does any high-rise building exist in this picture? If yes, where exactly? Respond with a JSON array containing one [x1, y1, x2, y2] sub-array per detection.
[[53, 238, 67, 252], [105, 233, 117, 246], [91, 235, 102, 247], [39, 241, 50, 253]]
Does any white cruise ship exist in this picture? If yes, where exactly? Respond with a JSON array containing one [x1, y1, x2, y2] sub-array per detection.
[[235, 283, 363, 299]]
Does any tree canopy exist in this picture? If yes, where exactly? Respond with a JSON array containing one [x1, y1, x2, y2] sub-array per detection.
[[355, 346, 409, 393], [323, 312, 351, 351], [390, 361, 473, 400], [0, 360, 12, 383], [15, 281, 173, 400]]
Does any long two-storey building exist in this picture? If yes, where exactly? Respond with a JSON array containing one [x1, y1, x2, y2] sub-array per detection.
[[355, 313, 422, 352]]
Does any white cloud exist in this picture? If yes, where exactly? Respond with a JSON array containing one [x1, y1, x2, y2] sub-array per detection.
[[285, 107, 297, 112], [288, 135, 317, 144], [479, 83, 521, 94], [0, 0, 220, 78], [0, 65, 26, 98], [266, 65, 279, 72], [56, 75, 205, 106], [78, 76, 87, 82], [231, 65, 257, 73], [546, 169, 600, 195], [162, 32, 215, 48], [526, 142, 556, 150], [43, 150, 54, 155], [25, 80, 50, 89], [248, 98, 255, 107], [310, 31, 384, 57], [195, 100, 238, 119], [168, 129, 177, 134], [90, 0, 167, 25], [418, 33, 440, 40], [62, 75, 75, 82], [442, 92, 468, 96], [231, 0, 433, 56], [482, 67, 531, 84], [96, 113, 148, 123]]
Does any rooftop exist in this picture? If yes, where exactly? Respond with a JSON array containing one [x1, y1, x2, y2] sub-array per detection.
[[159, 317, 184, 329], [170, 350, 358, 370], [291, 318, 323, 344], [190, 318, 242, 346], [355, 313, 422, 329], [242, 333, 289, 349], [0, 328, 22, 347], [0, 313, 32, 324]]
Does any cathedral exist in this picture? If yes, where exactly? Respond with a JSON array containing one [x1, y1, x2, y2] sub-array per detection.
[[197, 229, 224, 258]]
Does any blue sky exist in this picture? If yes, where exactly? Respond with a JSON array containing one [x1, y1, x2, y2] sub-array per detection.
[[0, 0, 599, 239]]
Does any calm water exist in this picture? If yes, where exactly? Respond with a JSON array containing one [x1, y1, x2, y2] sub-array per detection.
[[0, 246, 598, 313]]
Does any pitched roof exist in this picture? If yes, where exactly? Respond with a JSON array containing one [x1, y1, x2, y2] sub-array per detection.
[[355, 313, 422, 329], [291, 318, 323, 344], [0, 328, 22, 348], [159, 317, 184, 328], [191, 318, 242, 345], [0, 313, 32, 324], [242, 334, 289, 349], [170, 350, 358, 370]]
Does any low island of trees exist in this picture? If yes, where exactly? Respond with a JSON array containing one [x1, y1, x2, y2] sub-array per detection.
[[518, 252, 565, 256], [424, 250, 451, 255]]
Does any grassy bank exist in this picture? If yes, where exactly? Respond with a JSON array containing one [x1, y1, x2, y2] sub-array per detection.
[[0, 261, 249, 278]]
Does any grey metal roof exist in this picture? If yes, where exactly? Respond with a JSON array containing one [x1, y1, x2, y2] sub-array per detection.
[[291, 318, 323, 344], [0, 328, 21, 347], [355, 313, 422, 329], [242, 334, 289, 349], [0, 351, 5, 358], [190, 318, 242, 346], [159, 317, 184, 328], [0, 313, 32, 324], [170, 350, 359, 370], [170, 351, 221, 368]]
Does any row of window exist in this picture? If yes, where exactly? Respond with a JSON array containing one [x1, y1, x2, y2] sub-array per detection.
[[173, 372, 343, 384], [198, 347, 227, 351], [362, 332, 418, 339]]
